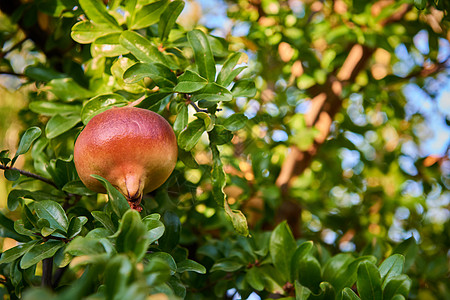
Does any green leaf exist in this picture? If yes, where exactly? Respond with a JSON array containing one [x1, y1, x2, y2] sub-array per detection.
[[8, 190, 30, 211], [91, 211, 116, 234], [192, 82, 233, 103], [297, 255, 322, 295], [414, 0, 427, 10], [357, 261, 382, 300], [334, 256, 377, 291], [178, 148, 199, 168], [232, 79, 257, 97], [123, 63, 177, 87], [34, 200, 69, 233], [245, 267, 265, 291], [41, 227, 55, 237], [24, 66, 66, 82], [173, 70, 208, 93], [20, 241, 65, 269], [178, 119, 206, 151], [176, 259, 206, 274], [47, 78, 94, 102], [71, 20, 121, 44], [4, 169, 20, 181], [29, 101, 81, 116], [0, 240, 39, 264], [222, 113, 248, 131], [208, 125, 232, 145], [295, 281, 312, 300], [210, 142, 248, 236], [393, 237, 418, 271], [211, 258, 244, 272], [62, 180, 96, 196], [91, 33, 129, 57], [0, 213, 30, 242], [187, 29, 216, 82], [45, 114, 81, 139], [383, 275, 411, 300], [12, 127, 42, 166], [144, 257, 172, 286], [341, 287, 361, 300], [136, 92, 171, 109], [142, 214, 165, 244], [14, 219, 36, 237], [119, 30, 168, 65], [81, 93, 129, 125], [290, 241, 314, 282], [65, 231, 110, 256], [146, 252, 177, 274], [104, 255, 133, 300], [270, 221, 297, 282], [159, 211, 181, 253], [67, 216, 88, 239], [115, 210, 149, 261], [131, 0, 168, 29], [159, 0, 185, 41], [78, 0, 120, 28], [217, 52, 246, 87], [91, 175, 129, 218], [173, 105, 188, 133], [323, 253, 355, 288], [379, 254, 405, 289], [194, 112, 214, 132]]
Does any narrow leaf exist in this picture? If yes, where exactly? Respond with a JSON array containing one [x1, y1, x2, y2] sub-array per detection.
[[217, 52, 244, 87], [123, 62, 177, 87], [0, 240, 39, 264], [132, 0, 168, 29], [357, 261, 382, 300], [269, 221, 297, 282], [187, 29, 216, 81], [71, 20, 121, 44], [177, 259, 206, 274], [92, 211, 116, 233], [91, 175, 130, 217], [20, 241, 65, 269], [178, 119, 205, 151], [119, 30, 167, 65], [159, 211, 181, 252], [173, 70, 208, 93], [45, 114, 81, 139], [159, 0, 185, 41], [379, 254, 405, 289], [12, 127, 42, 166]]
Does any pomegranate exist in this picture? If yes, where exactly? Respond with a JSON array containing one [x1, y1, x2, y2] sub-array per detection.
[[74, 106, 177, 211]]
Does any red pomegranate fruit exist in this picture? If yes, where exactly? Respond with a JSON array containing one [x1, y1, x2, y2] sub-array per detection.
[[74, 106, 178, 211]]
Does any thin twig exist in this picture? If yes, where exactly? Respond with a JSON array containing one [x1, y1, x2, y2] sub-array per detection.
[[0, 164, 58, 188], [188, 100, 208, 113], [33, 232, 73, 243]]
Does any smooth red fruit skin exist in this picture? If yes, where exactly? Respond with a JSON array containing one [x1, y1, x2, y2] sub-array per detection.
[[74, 107, 177, 204]]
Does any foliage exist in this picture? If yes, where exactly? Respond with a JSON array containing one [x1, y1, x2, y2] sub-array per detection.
[[0, 0, 449, 299]]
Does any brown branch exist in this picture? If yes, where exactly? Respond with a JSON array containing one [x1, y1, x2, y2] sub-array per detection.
[[0, 164, 58, 189], [41, 257, 53, 288]]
